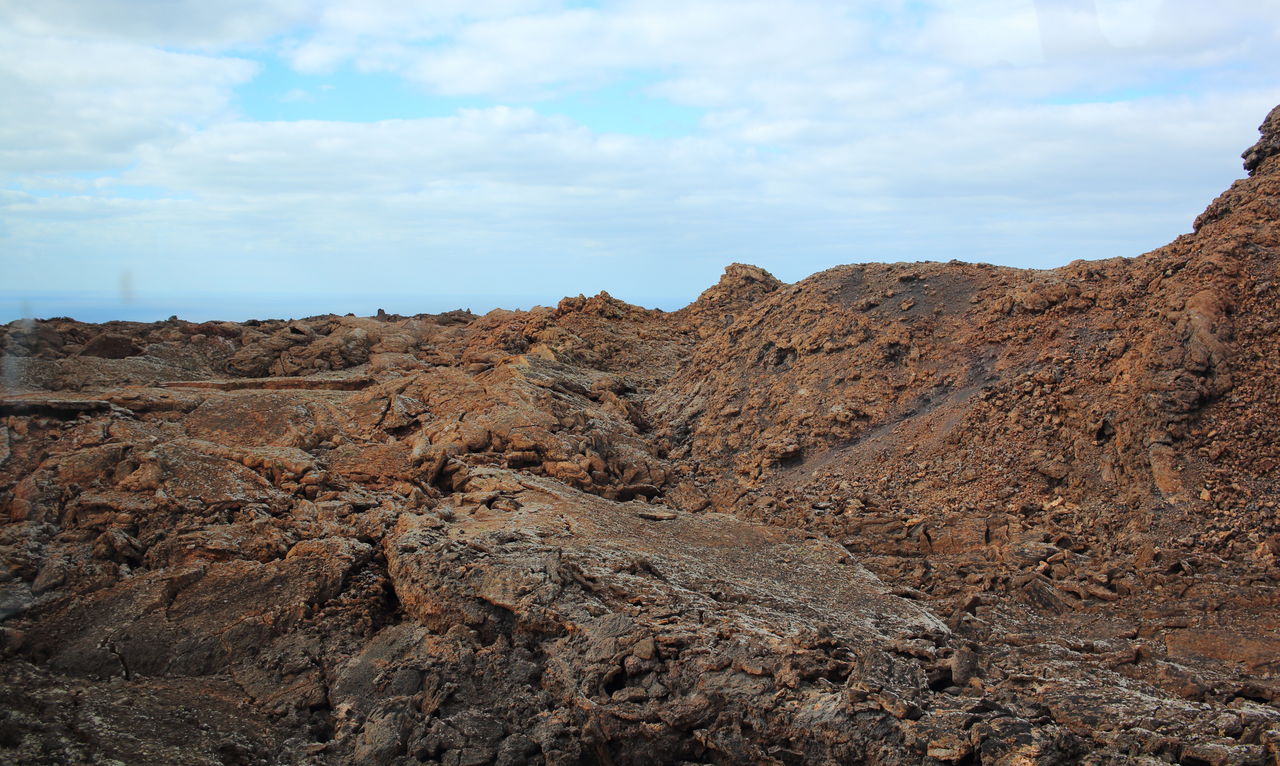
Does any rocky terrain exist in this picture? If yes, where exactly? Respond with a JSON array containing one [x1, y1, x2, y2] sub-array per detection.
[[1, 104, 1279, 765]]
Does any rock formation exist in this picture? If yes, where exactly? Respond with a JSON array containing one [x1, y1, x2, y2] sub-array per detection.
[[2, 105, 1280, 764]]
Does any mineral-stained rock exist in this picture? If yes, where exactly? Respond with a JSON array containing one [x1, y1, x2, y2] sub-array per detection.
[[3, 105, 1280, 764]]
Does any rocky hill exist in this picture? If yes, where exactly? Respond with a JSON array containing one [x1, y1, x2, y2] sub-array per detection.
[[1, 104, 1278, 765]]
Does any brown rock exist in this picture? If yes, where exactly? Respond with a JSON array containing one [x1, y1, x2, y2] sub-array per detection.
[[79, 333, 141, 359]]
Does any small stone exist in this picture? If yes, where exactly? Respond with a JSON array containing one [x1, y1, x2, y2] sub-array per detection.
[[462, 490, 500, 507], [637, 510, 677, 521], [927, 737, 972, 762], [1035, 460, 1069, 480], [950, 646, 978, 686]]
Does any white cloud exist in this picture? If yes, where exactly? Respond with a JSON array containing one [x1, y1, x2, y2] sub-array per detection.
[[0, 29, 256, 172], [394, 1, 874, 99], [2, 0, 314, 49], [2, 0, 1280, 317], [122, 108, 688, 195], [10, 87, 1277, 304], [1093, 0, 1163, 47]]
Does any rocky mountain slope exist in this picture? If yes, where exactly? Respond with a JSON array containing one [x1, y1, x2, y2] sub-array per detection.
[[1, 104, 1278, 765]]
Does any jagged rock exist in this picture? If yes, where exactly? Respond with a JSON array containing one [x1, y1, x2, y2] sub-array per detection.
[[1243, 103, 1280, 175]]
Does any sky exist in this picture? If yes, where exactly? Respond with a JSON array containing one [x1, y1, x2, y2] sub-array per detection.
[[2, 0, 1279, 322]]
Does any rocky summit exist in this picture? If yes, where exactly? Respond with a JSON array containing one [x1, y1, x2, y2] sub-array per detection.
[[2, 105, 1280, 766]]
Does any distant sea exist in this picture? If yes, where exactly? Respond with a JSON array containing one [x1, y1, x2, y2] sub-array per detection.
[[1, 291, 689, 325]]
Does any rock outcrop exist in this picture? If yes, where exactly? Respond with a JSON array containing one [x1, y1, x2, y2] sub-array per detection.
[[3, 106, 1280, 765], [1243, 104, 1280, 175]]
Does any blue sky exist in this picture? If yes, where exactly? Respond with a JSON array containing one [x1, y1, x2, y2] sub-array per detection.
[[2, 0, 1279, 322], [237, 56, 702, 136]]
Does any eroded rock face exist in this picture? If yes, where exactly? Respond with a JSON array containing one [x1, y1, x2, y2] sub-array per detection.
[[3, 106, 1280, 765], [1243, 104, 1280, 176]]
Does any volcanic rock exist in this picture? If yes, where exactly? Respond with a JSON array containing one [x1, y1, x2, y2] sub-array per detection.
[[3, 105, 1280, 764]]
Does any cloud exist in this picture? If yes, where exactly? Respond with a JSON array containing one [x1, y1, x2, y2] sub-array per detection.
[[0, 29, 256, 172], [352, 1, 875, 100], [3, 0, 1280, 319], [10, 87, 1278, 306], [2, 0, 314, 49]]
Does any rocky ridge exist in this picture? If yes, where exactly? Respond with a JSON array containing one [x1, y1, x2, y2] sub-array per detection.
[[1, 106, 1280, 764]]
